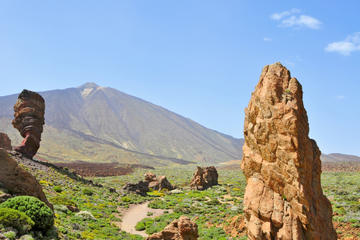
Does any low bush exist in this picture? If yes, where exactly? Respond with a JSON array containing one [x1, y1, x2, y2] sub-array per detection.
[[49, 196, 77, 207], [82, 188, 94, 196], [0, 196, 54, 230], [53, 186, 63, 193], [135, 221, 146, 231], [0, 208, 34, 234]]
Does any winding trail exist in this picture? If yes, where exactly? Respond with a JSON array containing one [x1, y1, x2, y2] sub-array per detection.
[[118, 202, 169, 237]]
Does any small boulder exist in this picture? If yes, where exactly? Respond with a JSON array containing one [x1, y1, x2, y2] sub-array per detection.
[[148, 175, 174, 191], [67, 205, 79, 213], [0, 133, 11, 151], [144, 172, 157, 182], [146, 216, 198, 240], [190, 166, 218, 190], [0, 192, 12, 204], [122, 181, 149, 196], [145, 173, 174, 191]]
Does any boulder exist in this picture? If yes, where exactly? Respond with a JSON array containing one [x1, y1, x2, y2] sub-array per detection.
[[123, 173, 174, 195], [241, 63, 336, 239], [12, 89, 45, 159], [0, 149, 53, 210], [147, 174, 174, 191], [122, 181, 149, 196], [146, 216, 198, 240], [190, 166, 218, 190], [144, 172, 157, 182], [0, 133, 12, 150]]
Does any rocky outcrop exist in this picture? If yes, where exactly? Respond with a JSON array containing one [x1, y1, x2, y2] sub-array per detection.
[[146, 216, 198, 240], [12, 89, 45, 159], [145, 173, 174, 191], [241, 63, 336, 239], [123, 173, 174, 196], [0, 149, 53, 209], [190, 166, 218, 190], [144, 172, 157, 182], [0, 132, 12, 150], [123, 181, 149, 196]]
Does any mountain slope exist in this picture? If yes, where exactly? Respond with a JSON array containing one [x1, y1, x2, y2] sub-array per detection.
[[321, 153, 360, 162], [0, 83, 243, 166]]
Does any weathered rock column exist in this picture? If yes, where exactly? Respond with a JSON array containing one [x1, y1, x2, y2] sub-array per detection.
[[241, 63, 336, 239], [190, 166, 218, 190], [12, 89, 45, 158]]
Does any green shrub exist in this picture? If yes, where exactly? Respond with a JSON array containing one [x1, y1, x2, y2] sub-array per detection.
[[83, 188, 94, 196], [49, 196, 77, 207], [0, 196, 54, 230], [53, 186, 63, 193], [135, 221, 146, 231], [121, 196, 131, 202], [3, 231, 16, 240], [0, 208, 34, 234]]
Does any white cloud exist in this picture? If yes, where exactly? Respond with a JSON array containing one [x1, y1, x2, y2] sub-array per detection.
[[336, 95, 345, 100], [325, 32, 360, 56], [270, 9, 321, 30], [263, 37, 272, 42], [270, 8, 300, 20]]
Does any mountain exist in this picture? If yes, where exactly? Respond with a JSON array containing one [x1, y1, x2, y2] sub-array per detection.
[[321, 153, 360, 162], [0, 83, 243, 166]]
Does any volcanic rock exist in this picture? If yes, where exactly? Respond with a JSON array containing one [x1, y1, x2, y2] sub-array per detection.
[[223, 215, 246, 238], [145, 173, 174, 191], [12, 89, 45, 159], [122, 181, 149, 196], [144, 172, 157, 182], [0, 149, 53, 209], [146, 216, 198, 240], [0, 132, 12, 150], [123, 173, 174, 196], [190, 166, 218, 190], [241, 63, 336, 239]]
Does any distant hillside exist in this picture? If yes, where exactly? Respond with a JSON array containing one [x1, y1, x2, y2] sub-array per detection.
[[0, 83, 243, 166], [321, 153, 360, 162]]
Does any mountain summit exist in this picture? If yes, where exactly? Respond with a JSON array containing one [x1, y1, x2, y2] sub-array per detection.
[[0, 83, 243, 166]]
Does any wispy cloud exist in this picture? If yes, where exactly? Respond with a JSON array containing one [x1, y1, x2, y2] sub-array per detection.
[[263, 37, 272, 42], [270, 9, 321, 29], [270, 8, 300, 20], [336, 95, 345, 100], [325, 32, 360, 56]]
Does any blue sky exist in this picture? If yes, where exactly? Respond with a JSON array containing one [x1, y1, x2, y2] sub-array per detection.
[[0, 1, 359, 155]]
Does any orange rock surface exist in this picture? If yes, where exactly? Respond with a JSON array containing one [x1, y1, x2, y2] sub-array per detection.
[[241, 63, 336, 240]]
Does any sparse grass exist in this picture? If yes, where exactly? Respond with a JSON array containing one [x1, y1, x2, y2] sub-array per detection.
[[7, 162, 359, 240]]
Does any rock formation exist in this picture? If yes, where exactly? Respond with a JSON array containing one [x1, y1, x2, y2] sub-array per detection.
[[123, 173, 174, 195], [122, 181, 149, 196], [241, 63, 336, 239], [190, 166, 218, 190], [0, 149, 53, 209], [12, 89, 45, 159], [0, 132, 12, 150], [146, 216, 199, 240], [145, 173, 174, 191]]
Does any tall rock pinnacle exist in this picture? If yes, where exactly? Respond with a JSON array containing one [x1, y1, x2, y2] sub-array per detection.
[[241, 63, 336, 239], [12, 89, 45, 159]]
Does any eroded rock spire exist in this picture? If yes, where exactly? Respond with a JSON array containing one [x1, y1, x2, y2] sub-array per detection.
[[12, 89, 45, 158], [241, 63, 336, 239]]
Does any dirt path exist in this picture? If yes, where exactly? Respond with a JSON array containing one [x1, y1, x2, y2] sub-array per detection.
[[118, 202, 169, 237]]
